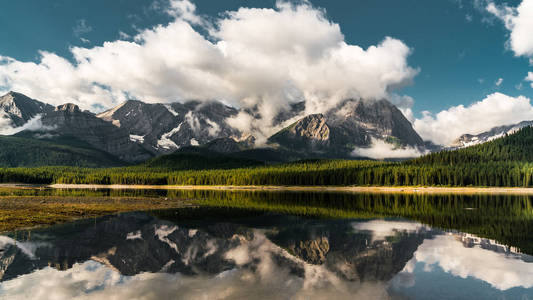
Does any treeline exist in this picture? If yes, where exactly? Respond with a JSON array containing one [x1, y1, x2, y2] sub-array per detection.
[[412, 126, 533, 164], [2, 126, 533, 187], [153, 190, 533, 254], [2, 160, 533, 187]]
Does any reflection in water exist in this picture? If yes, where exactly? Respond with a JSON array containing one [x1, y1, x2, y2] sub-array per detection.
[[0, 206, 531, 300]]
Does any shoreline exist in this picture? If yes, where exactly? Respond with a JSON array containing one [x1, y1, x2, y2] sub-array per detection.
[[47, 184, 533, 195]]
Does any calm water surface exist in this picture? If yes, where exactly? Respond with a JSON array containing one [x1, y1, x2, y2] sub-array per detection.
[[0, 190, 532, 299]]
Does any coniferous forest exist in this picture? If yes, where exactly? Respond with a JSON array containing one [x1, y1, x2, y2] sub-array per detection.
[[3, 126, 533, 187]]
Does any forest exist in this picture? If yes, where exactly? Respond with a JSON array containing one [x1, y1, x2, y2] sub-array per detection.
[[2, 126, 533, 187]]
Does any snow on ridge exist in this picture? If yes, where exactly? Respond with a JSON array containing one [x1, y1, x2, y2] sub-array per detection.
[[157, 122, 183, 149], [129, 134, 145, 143], [126, 230, 142, 240], [164, 104, 179, 117]]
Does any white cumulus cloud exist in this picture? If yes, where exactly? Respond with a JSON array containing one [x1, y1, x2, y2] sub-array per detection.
[[0, 0, 417, 139], [413, 92, 533, 145], [526, 72, 533, 87], [487, 0, 533, 57], [407, 234, 533, 291]]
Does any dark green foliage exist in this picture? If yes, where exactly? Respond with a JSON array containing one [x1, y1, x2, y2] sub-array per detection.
[[144, 147, 263, 170], [413, 126, 533, 164], [0, 136, 125, 168]]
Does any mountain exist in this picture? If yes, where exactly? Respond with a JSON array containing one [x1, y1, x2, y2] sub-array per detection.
[[0, 210, 432, 284], [451, 120, 533, 148], [0, 135, 126, 167], [96, 100, 241, 154], [413, 125, 533, 164], [0, 91, 53, 127], [0, 92, 429, 165], [269, 99, 425, 156], [36, 103, 152, 163], [269, 114, 333, 153]]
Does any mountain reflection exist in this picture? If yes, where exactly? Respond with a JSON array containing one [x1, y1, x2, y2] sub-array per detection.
[[0, 207, 532, 299]]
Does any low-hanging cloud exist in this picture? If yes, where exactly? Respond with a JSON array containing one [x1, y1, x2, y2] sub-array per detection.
[[0, 114, 55, 136], [352, 138, 427, 159], [413, 92, 533, 145], [0, 0, 417, 138]]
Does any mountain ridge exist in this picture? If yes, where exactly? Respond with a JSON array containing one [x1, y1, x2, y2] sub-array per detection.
[[0, 91, 431, 166]]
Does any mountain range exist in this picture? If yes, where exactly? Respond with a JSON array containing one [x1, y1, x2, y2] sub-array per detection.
[[1, 90, 530, 167], [0, 91, 430, 166]]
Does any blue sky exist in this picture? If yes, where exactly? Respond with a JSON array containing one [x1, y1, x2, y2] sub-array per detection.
[[0, 0, 530, 114], [1, 0, 533, 144]]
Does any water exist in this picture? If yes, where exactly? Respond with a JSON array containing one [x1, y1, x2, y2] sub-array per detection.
[[0, 190, 533, 299]]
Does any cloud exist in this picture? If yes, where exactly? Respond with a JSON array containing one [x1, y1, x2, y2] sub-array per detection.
[[406, 234, 533, 290], [352, 220, 427, 242], [495, 77, 503, 86], [73, 19, 93, 37], [118, 31, 131, 40], [413, 92, 533, 145], [0, 231, 395, 300], [165, 0, 205, 25], [0, 114, 55, 136], [352, 138, 427, 159], [0, 0, 417, 139], [526, 72, 533, 87], [487, 0, 533, 57]]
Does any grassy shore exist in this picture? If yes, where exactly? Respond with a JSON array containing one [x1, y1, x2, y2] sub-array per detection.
[[0, 195, 191, 232]]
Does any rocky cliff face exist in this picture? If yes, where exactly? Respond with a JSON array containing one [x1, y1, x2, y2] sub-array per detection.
[[269, 114, 332, 152], [40, 103, 151, 162], [0, 210, 431, 284], [97, 100, 241, 154], [269, 99, 425, 155], [327, 99, 424, 147], [451, 121, 533, 148], [0, 92, 53, 127], [0, 92, 428, 161]]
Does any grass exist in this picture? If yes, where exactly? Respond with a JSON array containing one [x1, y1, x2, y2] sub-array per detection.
[[0, 195, 191, 232]]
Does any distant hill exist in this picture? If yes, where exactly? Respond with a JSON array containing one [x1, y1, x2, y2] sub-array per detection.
[[451, 120, 533, 149], [412, 126, 533, 165], [0, 135, 126, 167], [143, 147, 264, 170]]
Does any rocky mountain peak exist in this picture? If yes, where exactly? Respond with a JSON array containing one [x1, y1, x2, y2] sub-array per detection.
[[269, 113, 332, 152], [291, 114, 330, 141], [0, 91, 53, 127], [55, 103, 81, 113]]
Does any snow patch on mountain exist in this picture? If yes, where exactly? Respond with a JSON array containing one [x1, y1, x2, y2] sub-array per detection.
[[157, 122, 183, 150], [129, 134, 145, 143], [164, 104, 179, 117], [154, 225, 179, 253]]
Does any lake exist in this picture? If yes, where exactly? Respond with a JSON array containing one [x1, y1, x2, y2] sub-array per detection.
[[0, 189, 532, 299]]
